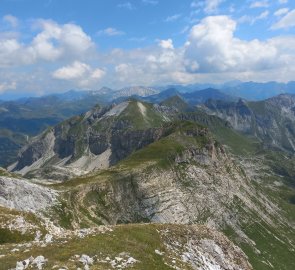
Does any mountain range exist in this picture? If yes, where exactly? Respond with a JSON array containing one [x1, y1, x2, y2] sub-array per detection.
[[158, 81, 295, 100], [0, 85, 295, 269], [0, 92, 294, 269], [2, 81, 295, 167]]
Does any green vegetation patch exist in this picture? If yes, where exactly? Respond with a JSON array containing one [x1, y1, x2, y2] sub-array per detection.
[[0, 224, 190, 270], [0, 228, 34, 245]]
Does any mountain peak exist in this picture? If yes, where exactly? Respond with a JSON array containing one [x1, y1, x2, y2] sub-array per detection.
[[160, 95, 192, 112]]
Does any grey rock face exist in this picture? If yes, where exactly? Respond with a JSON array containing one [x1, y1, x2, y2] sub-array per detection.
[[12, 130, 56, 172], [109, 127, 166, 165], [202, 94, 295, 152], [0, 176, 57, 212], [64, 140, 273, 230]]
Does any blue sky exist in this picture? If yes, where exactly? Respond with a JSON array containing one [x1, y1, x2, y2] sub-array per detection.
[[1, 0, 295, 95]]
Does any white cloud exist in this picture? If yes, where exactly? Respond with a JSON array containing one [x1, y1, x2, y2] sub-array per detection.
[[111, 39, 187, 85], [52, 61, 90, 80], [3, 14, 295, 93], [91, 68, 105, 79], [165, 14, 182, 22], [52, 15, 295, 87], [278, 0, 288, 4], [0, 19, 94, 68], [272, 9, 295, 29], [97, 27, 125, 36], [184, 16, 278, 73], [3, 15, 18, 28], [274, 8, 289, 17], [159, 39, 174, 49], [52, 61, 105, 87], [250, 1, 269, 8]]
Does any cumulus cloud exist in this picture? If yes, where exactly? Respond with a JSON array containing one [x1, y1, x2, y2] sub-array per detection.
[[278, 0, 288, 4], [53, 61, 90, 80], [111, 39, 189, 86], [2, 14, 295, 93], [184, 16, 278, 73], [272, 9, 295, 29], [159, 39, 174, 49], [0, 19, 94, 68], [52, 61, 105, 86], [94, 15, 295, 86]]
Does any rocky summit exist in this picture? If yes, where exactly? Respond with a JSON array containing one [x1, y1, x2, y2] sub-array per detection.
[[0, 95, 294, 270]]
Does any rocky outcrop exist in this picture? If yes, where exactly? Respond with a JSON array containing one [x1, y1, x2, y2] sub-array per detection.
[[58, 132, 280, 232], [202, 94, 295, 152], [0, 176, 57, 213], [0, 224, 252, 270]]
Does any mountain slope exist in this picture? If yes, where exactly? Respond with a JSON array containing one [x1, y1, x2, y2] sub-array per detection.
[[0, 221, 251, 270], [202, 94, 295, 153], [182, 88, 236, 105], [8, 100, 170, 179], [0, 91, 108, 167], [3, 97, 295, 270], [1, 121, 257, 270], [46, 120, 294, 270], [0, 87, 159, 167]]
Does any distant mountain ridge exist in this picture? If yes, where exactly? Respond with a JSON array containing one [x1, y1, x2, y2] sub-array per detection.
[[132, 87, 235, 105], [156, 81, 295, 101], [2, 81, 295, 167], [223, 81, 295, 100], [202, 93, 295, 152]]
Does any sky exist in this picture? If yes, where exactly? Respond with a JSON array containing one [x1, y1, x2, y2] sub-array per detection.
[[1, 0, 295, 96]]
